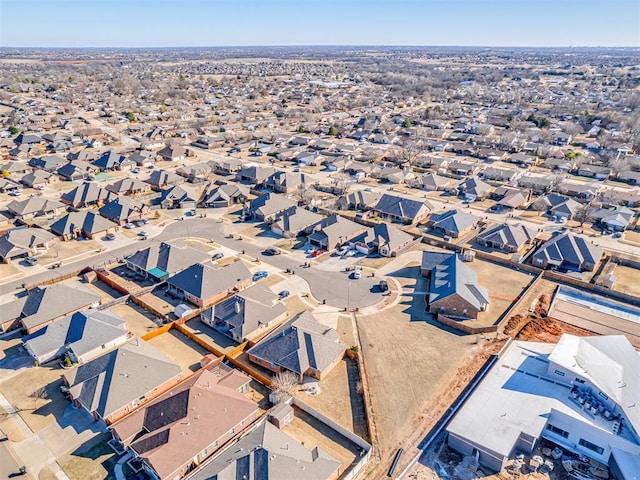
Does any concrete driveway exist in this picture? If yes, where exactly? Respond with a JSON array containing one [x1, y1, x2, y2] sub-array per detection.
[[0, 351, 32, 384], [38, 404, 105, 458]]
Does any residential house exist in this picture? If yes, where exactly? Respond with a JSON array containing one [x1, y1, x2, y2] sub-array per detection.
[[200, 183, 249, 208], [409, 172, 457, 192], [160, 185, 197, 209], [477, 223, 537, 253], [481, 167, 520, 183], [50, 211, 117, 240], [20, 169, 52, 189], [126, 241, 210, 281], [518, 173, 554, 194], [558, 181, 602, 201], [364, 222, 416, 257], [110, 363, 258, 480], [157, 144, 187, 162], [189, 418, 341, 480], [491, 187, 532, 211], [201, 283, 288, 343], [457, 177, 493, 201], [265, 171, 307, 194], [245, 193, 297, 223], [0, 283, 101, 333], [307, 214, 368, 250], [617, 170, 640, 186], [421, 251, 489, 321], [590, 206, 635, 232], [60, 182, 115, 208], [29, 155, 66, 172], [99, 197, 150, 225], [105, 178, 151, 196], [535, 193, 582, 220], [166, 261, 252, 308], [209, 157, 243, 176], [337, 190, 382, 211], [446, 160, 480, 177], [507, 152, 537, 166], [57, 160, 99, 181], [237, 165, 275, 187], [373, 193, 432, 224], [128, 150, 156, 167], [62, 341, 183, 424], [247, 311, 344, 382], [0, 227, 58, 263], [93, 151, 134, 171], [532, 232, 603, 272], [6, 197, 66, 220], [146, 169, 184, 190], [577, 164, 611, 180], [271, 207, 323, 238], [426, 209, 481, 238], [0, 178, 22, 193], [176, 162, 211, 183], [23, 309, 128, 365], [192, 135, 226, 150]]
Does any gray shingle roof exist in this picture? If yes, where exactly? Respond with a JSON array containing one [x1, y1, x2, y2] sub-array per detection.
[[50, 211, 116, 236], [532, 232, 603, 270], [126, 242, 210, 277], [23, 309, 127, 363], [477, 223, 536, 250], [64, 340, 182, 419], [422, 251, 489, 311], [247, 311, 344, 377], [166, 261, 252, 301], [428, 209, 480, 235], [374, 193, 431, 221], [189, 419, 340, 480]]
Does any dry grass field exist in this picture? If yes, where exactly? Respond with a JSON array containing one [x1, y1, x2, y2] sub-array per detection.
[[611, 264, 640, 298], [146, 329, 211, 375]]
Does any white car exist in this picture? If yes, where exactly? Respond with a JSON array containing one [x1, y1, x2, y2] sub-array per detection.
[[345, 249, 356, 257], [8, 190, 21, 196], [124, 223, 136, 229], [352, 270, 362, 279]]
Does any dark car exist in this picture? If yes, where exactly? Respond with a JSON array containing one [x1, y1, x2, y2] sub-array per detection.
[[264, 247, 280, 256], [278, 290, 290, 300], [212, 252, 224, 260], [379, 280, 389, 292]]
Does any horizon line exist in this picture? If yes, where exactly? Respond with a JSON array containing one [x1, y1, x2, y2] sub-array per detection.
[[1, 44, 639, 51]]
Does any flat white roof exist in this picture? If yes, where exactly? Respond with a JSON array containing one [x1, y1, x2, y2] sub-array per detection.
[[447, 339, 630, 457]]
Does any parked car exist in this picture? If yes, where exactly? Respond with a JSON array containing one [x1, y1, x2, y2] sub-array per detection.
[[344, 249, 356, 257], [613, 231, 623, 238], [106, 233, 116, 240], [278, 290, 290, 300], [379, 280, 389, 292], [137, 231, 148, 237], [132, 168, 140, 174], [212, 252, 224, 260], [25, 256, 38, 266], [139, 218, 149, 224], [253, 271, 268, 281], [311, 249, 325, 258], [307, 247, 317, 254], [264, 247, 280, 256], [124, 223, 135, 229], [36, 185, 45, 191], [8, 190, 21, 196], [351, 270, 362, 279], [337, 245, 349, 256]]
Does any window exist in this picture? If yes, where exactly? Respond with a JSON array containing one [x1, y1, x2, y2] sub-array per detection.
[[229, 428, 235, 436], [546, 424, 569, 439], [554, 370, 565, 377], [598, 391, 608, 401], [579, 439, 604, 455], [575, 378, 585, 384]]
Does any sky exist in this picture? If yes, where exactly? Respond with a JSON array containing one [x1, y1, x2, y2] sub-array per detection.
[[0, 0, 638, 48]]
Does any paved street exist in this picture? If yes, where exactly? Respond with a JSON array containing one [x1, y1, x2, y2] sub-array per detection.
[[0, 437, 27, 480], [1, 218, 382, 310]]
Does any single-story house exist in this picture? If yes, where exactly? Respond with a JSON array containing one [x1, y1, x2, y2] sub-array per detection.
[[531, 232, 604, 272]]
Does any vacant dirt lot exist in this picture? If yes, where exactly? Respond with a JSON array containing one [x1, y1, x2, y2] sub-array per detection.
[[109, 303, 159, 338], [38, 239, 102, 265], [59, 432, 124, 480], [146, 329, 211, 375], [466, 258, 535, 326], [611, 264, 640, 297], [357, 281, 482, 459]]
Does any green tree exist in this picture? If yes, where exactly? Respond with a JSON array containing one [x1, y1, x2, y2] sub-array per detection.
[[8, 126, 19, 135], [328, 126, 338, 136], [125, 112, 137, 122], [402, 119, 412, 128]]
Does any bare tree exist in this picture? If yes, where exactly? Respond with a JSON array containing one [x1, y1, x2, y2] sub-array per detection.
[[29, 386, 49, 409], [573, 203, 596, 227], [332, 172, 355, 195], [294, 183, 315, 206], [273, 370, 299, 395], [395, 138, 425, 170]]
